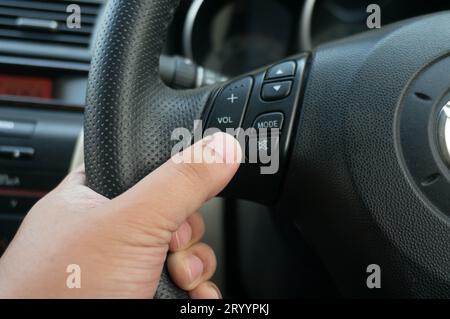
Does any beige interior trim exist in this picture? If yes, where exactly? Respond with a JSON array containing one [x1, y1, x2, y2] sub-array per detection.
[[70, 128, 84, 172]]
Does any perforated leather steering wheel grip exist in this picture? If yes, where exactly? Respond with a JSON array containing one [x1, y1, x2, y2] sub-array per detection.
[[84, 0, 214, 299]]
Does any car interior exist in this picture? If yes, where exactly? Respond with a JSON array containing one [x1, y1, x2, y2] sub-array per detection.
[[1, 0, 450, 299]]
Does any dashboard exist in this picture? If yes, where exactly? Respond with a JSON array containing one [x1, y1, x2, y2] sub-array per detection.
[[0, 0, 450, 256], [169, 0, 450, 76], [180, 0, 302, 77]]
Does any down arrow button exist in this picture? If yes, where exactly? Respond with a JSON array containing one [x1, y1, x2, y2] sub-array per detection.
[[261, 81, 292, 101]]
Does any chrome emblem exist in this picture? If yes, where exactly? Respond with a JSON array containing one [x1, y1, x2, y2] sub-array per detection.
[[438, 102, 450, 166]]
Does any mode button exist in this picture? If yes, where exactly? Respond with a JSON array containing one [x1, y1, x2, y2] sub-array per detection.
[[253, 112, 284, 131]]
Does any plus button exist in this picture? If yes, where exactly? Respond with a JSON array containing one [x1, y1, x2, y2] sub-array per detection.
[[227, 93, 238, 104]]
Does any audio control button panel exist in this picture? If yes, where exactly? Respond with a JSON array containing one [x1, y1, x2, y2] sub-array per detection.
[[204, 55, 308, 204]]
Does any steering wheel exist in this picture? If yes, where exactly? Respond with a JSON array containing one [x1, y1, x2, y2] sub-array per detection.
[[85, 0, 450, 298]]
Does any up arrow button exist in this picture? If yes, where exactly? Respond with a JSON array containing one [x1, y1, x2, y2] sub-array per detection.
[[266, 61, 296, 80]]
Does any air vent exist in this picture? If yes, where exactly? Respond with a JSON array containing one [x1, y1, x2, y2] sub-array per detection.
[[0, 0, 102, 48]]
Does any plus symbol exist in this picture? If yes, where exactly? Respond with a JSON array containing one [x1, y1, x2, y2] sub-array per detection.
[[227, 93, 238, 104]]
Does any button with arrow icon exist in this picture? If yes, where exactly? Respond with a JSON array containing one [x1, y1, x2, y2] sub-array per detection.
[[261, 81, 292, 101], [266, 61, 296, 80]]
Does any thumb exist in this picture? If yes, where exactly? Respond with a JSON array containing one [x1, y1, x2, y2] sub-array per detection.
[[111, 132, 242, 230]]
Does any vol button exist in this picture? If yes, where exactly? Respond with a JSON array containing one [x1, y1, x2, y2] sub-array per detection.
[[206, 77, 253, 132]]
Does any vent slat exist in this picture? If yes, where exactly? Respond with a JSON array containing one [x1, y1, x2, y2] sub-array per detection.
[[0, 17, 93, 35], [0, 7, 98, 24], [0, 14, 96, 27], [0, 0, 102, 49], [0, 0, 100, 15], [0, 29, 91, 46]]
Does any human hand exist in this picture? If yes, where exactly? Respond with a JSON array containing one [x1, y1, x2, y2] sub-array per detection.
[[0, 132, 241, 298]]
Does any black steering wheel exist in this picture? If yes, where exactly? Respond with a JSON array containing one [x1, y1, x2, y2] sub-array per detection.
[[85, 0, 450, 298]]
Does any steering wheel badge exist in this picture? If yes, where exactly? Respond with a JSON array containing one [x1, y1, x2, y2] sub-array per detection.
[[398, 55, 450, 217], [438, 102, 450, 167]]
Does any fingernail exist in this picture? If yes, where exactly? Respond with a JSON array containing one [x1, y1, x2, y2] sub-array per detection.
[[209, 283, 222, 299], [204, 132, 242, 164], [186, 255, 203, 283], [174, 221, 192, 250]]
